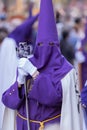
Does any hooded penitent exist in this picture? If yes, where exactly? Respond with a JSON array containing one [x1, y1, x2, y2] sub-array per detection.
[[30, 0, 73, 79], [8, 14, 38, 46], [81, 23, 87, 86], [29, 0, 73, 119], [1, 1, 76, 130]]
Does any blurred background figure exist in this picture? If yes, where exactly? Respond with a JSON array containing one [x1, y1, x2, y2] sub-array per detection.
[[0, 27, 8, 44], [0, 27, 9, 130], [56, 10, 64, 41], [0, 13, 7, 28], [60, 28, 75, 65], [75, 21, 87, 90], [0, 1, 38, 130], [70, 17, 85, 47]]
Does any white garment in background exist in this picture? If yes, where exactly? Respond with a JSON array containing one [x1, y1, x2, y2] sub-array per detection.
[[0, 37, 18, 130], [60, 68, 85, 130], [43, 69, 85, 130], [2, 108, 16, 130]]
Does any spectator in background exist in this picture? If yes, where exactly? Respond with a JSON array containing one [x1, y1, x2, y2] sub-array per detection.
[[75, 23, 87, 88], [0, 12, 11, 32], [60, 29, 75, 65], [56, 11, 64, 41], [0, 27, 8, 44], [70, 17, 85, 48], [68, 17, 85, 73], [63, 13, 74, 30]]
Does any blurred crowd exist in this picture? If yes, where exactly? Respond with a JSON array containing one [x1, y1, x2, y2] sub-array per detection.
[[55, 1, 87, 90], [56, 3, 87, 64]]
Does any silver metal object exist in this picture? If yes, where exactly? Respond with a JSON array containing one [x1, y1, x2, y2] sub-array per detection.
[[24, 77, 31, 130]]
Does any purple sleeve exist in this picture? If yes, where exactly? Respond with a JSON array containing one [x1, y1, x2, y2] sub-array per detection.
[[29, 74, 62, 106], [2, 81, 25, 110]]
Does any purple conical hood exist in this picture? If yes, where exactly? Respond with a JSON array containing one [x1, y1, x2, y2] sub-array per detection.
[[36, 0, 58, 43], [30, 0, 73, 75], [29, 0, 73, 103], [8, 14, 38, 46]]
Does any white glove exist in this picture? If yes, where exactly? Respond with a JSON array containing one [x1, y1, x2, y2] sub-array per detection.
[[17, 68, 28, 84], [18, 58, 37, 76]]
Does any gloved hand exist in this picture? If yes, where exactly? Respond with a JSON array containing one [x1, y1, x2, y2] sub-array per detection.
[[17, 58, 38, 84], [18, 58, 37, 76], [17, 68, 28, 84]]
